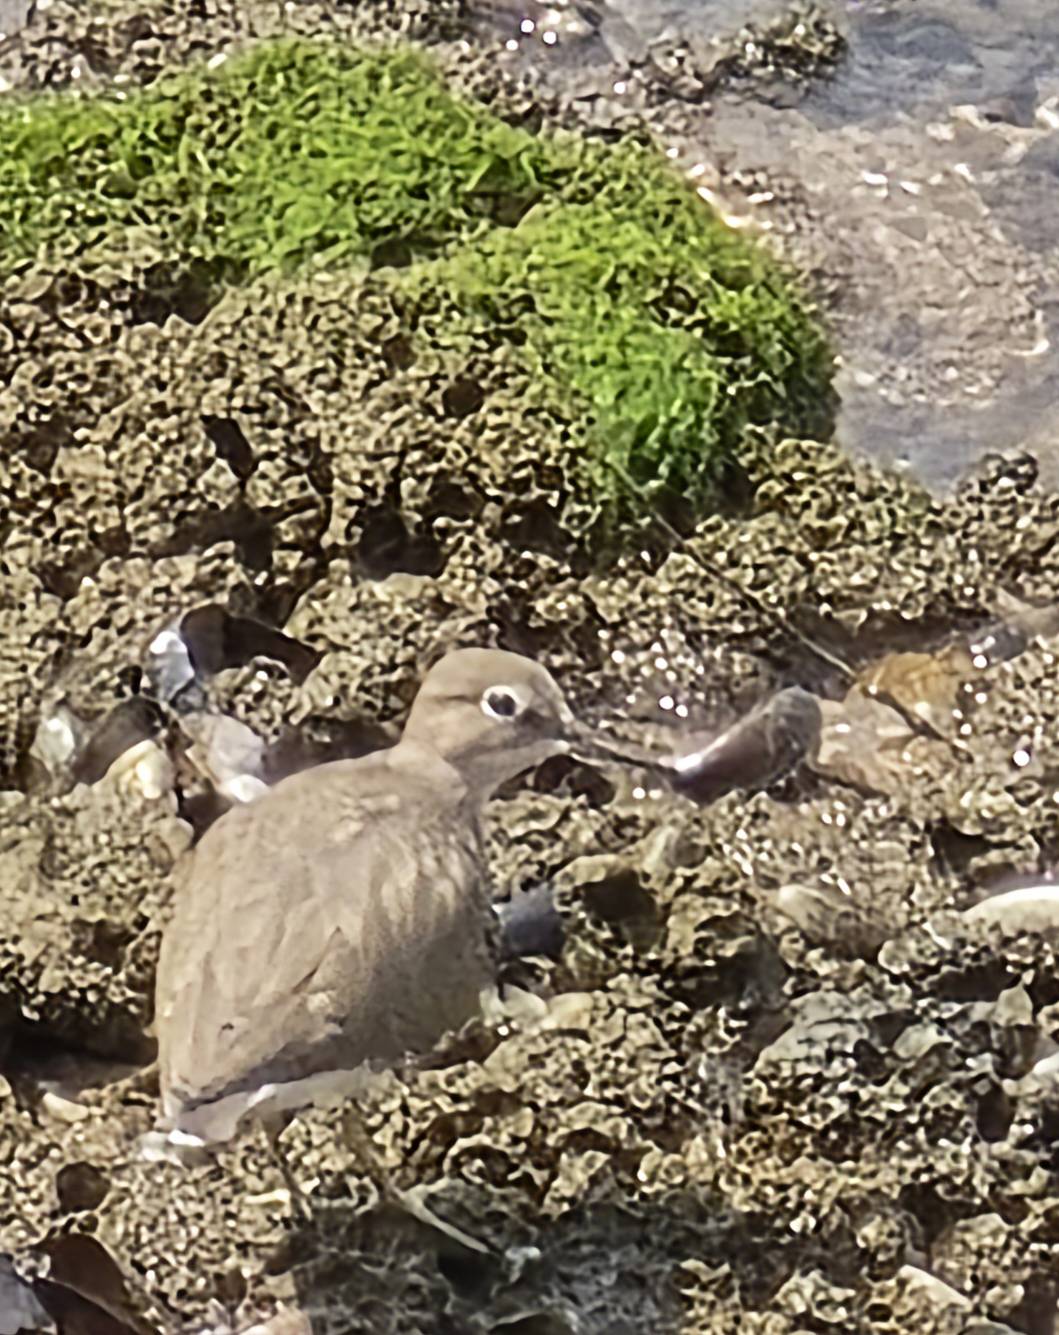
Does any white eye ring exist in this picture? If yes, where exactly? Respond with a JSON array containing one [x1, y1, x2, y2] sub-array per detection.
[[481, 686, 523, 720]]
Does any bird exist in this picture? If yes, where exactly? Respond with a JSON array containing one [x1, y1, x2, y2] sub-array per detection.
[[151, 647, 596, 1246]]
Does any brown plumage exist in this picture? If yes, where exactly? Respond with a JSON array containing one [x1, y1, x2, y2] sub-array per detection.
[[155, 648, 577, 1146]]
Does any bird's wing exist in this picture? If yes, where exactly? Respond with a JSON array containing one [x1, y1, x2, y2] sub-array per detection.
[[155, 762, 490, 1115]]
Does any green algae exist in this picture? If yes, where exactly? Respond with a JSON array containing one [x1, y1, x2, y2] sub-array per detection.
[[0, 37, 833, 517], [424, 183, 834, 506]]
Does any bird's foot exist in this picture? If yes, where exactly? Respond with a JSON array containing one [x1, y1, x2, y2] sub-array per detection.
[[391, 1180, 493, 1255], [259, 1124, 314, 1224], [277, 1168, 314, 1226]]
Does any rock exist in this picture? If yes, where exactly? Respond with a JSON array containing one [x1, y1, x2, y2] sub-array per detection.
[[668, 686, 822, 804], [964, 884, 1059, 935], [0, 1256, 51, 1335], [774, 882, 890, 956]]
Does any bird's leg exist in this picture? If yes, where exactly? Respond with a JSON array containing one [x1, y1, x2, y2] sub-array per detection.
[[260, 1117, 313, 1224], [341, 1108, 492, 1255], [396, 1180, 494, 1256]]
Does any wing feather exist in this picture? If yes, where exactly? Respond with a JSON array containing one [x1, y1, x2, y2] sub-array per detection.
[[156, 758, 492, 1113]]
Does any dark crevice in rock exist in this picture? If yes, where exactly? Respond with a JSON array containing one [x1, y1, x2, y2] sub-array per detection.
[[69, 918, 134, 971], [305, 443, 335, 498], [70, 696, 164, 785], [259, 375, 313, 419], [666, 924, 788, 1013], [69, 31, 125, 78], [13, 410, 74, 474], [243, 571, 324, 631], [500, 499, 571, 557], [435, 1245, 505, 1297], [423, 475, 485, 523], [150, 497, 315, 570], [55, 1161, 110, 1213], [1008, 1273, 1059, 1335], [356, 503, 445, 578], [38, 548, 106, 601], [975, 1081, 1014, 1143], [177, 787, 231, 842], [581, 870, 663, 951], [5, 1014, 156, 1077], [477, 189, 543, 228], [201, 414, 256, 481], [98, 522, 132, 559], [36, 534, 131, 604], [441, 375, 485, 419], [491, 605, 560, 661], [125, 259, 235, 327], [531, 754, 616, 806], [935, 960, 1019, 1003], [645, 482, 728, 537], [262, 716, 394, 785], [929, 819, 995, 877], [868, 1009, 917, 1050], [179, 603, 321, 684], [1027, 969, 1059, 1012], [221, 577, 305, 635], [368, 236, 415, 270], [380, 333, 416, 373], [899, 1181, 977, 1249]]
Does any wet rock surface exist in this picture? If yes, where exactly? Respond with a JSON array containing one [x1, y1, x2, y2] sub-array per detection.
[[4, 2, 1059, 1333], [470, 0, 1059, 491]]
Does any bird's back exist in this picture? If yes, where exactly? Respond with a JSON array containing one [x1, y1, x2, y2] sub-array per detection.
[[155, 746, 495, 1129]]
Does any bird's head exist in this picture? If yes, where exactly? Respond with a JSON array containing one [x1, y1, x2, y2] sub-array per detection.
[[401, 647, 581, 795]]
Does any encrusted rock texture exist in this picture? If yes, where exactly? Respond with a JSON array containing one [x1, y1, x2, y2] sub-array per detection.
[[4, 3, 1059, 1334]]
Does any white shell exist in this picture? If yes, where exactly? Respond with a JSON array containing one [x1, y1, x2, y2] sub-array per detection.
[[183, 712, 266, 799], [101, 738, 174, 802], [145, 622, 196, 701], [39, 1090, 90, 1123], [964, 885, 1059, 934], [897, 1263, 970, 1310], [29, 706, 82, 775]]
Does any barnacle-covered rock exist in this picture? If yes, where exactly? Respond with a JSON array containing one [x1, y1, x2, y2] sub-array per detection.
[[0, 763, 188, 1061], [5, 3, 1059, 1333]]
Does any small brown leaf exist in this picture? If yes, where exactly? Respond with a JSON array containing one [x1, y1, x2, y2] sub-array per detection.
[[857, 643, 972, 735]]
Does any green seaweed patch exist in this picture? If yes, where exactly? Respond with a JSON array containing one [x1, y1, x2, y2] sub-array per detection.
[[0, 37, 834, 519], [418, 180, 834, 510]]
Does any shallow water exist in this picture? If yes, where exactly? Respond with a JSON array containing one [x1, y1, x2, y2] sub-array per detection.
[[475, 0, 1059, 491]]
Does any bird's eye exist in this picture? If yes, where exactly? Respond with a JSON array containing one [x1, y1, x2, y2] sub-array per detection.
[[482, 687, 522, 720]]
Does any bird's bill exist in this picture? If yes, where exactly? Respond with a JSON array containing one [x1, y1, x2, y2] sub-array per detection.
[[562, 722, 660, 770]]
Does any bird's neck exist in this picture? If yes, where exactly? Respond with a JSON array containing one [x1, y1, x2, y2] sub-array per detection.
[[387, 736, 477, 812]]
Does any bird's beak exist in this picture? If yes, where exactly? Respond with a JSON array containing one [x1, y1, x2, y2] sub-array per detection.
[[561, 719, 657, 770]]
